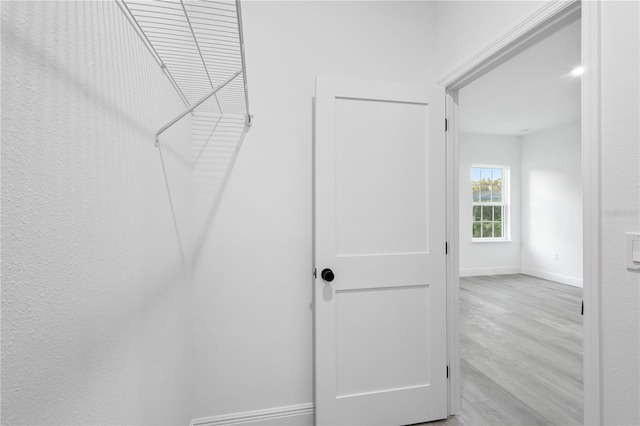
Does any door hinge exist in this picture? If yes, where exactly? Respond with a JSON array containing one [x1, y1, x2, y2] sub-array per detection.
[[445, 242, 448, 255], [581, 300, 584, 315], [314, 268, 317, 278], [445, 118, 448, 132], [446, 365, 449, 379]]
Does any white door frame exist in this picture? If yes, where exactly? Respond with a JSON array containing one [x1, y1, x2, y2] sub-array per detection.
[[441, 1, 602, 424]]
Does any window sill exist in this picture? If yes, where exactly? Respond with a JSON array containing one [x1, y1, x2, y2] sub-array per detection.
[[471, 238, 511, 243]]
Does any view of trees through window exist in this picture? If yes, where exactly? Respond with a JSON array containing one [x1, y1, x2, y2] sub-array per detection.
[[472, 166, 506, 239]]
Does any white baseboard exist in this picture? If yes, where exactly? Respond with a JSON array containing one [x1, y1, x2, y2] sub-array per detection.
[[460, 266, 521, 277], [521, 267, 583, 288], [191, 403, 314, 426]]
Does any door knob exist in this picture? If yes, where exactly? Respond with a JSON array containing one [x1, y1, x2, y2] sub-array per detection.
[[321, 268, 335, 282]]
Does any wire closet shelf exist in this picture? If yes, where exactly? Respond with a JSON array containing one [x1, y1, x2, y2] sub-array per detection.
[[118, 0, 252, 144]]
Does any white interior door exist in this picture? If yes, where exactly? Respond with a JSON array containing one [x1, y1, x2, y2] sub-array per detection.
[[313, 75, 447, 426]]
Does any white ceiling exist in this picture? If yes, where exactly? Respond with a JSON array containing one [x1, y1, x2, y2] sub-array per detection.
[[459, 20, 581, 136]]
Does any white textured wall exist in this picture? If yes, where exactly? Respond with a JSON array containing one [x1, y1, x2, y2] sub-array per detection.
[[191, 1, 439, 419], [600, 1, 640, 424], [1, 2, 194, 424], [4, 2, 637, 424], [458, 133, 521, 276], [438, 1, 640, 423], [521, 121, 582, 287]]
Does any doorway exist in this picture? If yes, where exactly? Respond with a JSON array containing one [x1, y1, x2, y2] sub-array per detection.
[[454, 20, 583, 421], [443, 1, 602, 424]]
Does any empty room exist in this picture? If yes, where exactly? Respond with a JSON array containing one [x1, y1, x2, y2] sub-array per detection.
[[455, 18, 583, 425], [1, 1, 638, 426]]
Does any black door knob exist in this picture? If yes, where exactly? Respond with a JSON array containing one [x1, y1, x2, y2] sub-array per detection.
[[321, 268, 335, 282]]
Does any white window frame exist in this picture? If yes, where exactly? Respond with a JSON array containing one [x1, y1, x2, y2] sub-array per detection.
[[471, 164, 510, 242]]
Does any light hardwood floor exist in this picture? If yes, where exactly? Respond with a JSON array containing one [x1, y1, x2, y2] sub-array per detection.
[[424, 274, 583, 426]]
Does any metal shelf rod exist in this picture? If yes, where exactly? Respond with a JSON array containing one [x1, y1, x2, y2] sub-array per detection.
[[236, 0, 250, 118]]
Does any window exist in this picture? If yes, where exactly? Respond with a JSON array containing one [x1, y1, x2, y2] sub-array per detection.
[[472, 165, 509, 241]]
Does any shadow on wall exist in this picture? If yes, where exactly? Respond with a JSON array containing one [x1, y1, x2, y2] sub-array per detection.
[[151, 74, 250, 268], [1, 1, 165, 137], [2, 1, 195, 423], [190, 111, 249, 264]]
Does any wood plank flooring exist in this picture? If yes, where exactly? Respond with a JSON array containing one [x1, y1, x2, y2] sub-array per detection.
[[424, 274, 583, 426]]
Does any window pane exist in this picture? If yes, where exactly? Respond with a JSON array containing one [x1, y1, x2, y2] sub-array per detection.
[[473, 222, 481, 238], [472, 185, 480, 202], [480, 184, 490, 202], [472, 168, 481, 183], [493, 206, 502, 221], [473, 206, 481, 221], [494, 222, 503, 238], [492, 185, 502, 202], [492, 168, 502, 202], [480, 168, 491, 201], [482, 222, 493, 238], [482, 206, 493, 221]]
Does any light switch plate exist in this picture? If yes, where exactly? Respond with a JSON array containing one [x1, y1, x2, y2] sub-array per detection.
[[626, 233, 640, 271]]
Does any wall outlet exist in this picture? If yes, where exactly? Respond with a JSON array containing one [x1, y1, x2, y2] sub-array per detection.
[[553, 253, 559, 261]]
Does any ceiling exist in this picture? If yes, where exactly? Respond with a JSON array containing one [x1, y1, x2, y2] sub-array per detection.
[[459, 20, 581, 136]]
